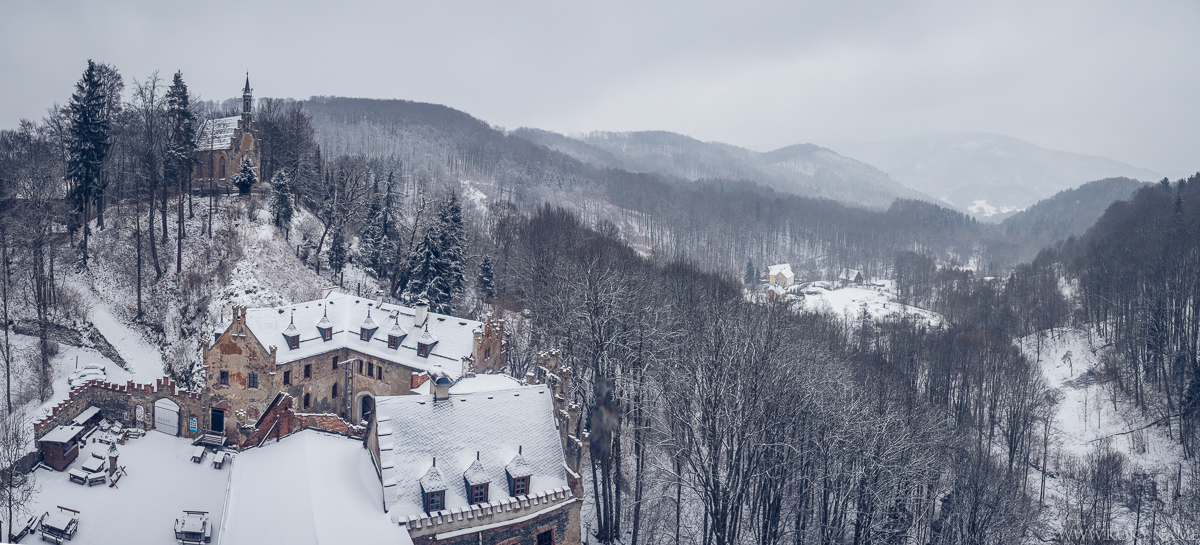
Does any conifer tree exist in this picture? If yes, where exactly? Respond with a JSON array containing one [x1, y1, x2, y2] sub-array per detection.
[[328, 230, 347, 284], [269, 170, 293, 228], [478, 255, 495, 304], [165, 71, 195, 273], [232, 155, 257, 194], [66, 60, 112, 267], [744, 259, 756, 285]]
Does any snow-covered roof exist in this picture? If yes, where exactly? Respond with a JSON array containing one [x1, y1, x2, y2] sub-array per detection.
[[419, 466, 447, 492], [195, 116, 240, 151], [220, 430, 406, 545], [768, 263, 794, 279], [39, 425, 84, 443], [449, 374, 522, 394], [839, 268, 863, 280], [376, 385, 568, 517], [71, 406, 101, 425], [463, 459, 490, 486], [505, 454, 534, 479], [240, 292, 482, 373]]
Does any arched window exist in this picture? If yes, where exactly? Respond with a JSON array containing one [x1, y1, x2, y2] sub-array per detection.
[[303, 393, 311, 409], [332, 383, 339, 399]]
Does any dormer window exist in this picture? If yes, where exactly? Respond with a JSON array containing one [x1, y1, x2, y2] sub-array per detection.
[[506, 448, 534, 497], [283, 318, 299, 350], [417, 326, 438, 358], [317, 309, 332, 342], [388, 317, 406, 350], [360, 310, 378, 342], [420, 463, 448, 514], [463, 457, 491, 505]]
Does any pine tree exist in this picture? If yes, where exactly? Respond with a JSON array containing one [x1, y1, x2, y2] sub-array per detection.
[[232, 155, 257, 194], [403, 193, 467, 314], [328, 230, 348, 284], [269, 170, 293, 228], [744, 259, 756, 285], [478, 255, 495, 303], [435, 192, 466, 295], [66, 60, 112, 268], [165, 71, 195, 274]]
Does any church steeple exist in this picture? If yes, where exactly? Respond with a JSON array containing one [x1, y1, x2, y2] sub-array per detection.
[[241, 73, 253, 126]]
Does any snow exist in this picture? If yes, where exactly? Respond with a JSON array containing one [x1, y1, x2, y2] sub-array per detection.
[[195, 117, 241, 151], [241, 292, 481, 374], [1019, 328, 1185, 534], [801, 285, 941, 326], [87, 302, 166, 383], [219, 430, 404, 545], [449, 374, 522, 394], [967, 199, 1023, 218], [38, 425, 84, 444], [28, 431, 229, 545], [376, 385, 569, 517], [767, 263, 794, 279]]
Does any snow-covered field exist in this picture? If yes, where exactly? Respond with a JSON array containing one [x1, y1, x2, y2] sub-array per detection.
[[801, 285, 942, 326], [29, 431, 230, 545]]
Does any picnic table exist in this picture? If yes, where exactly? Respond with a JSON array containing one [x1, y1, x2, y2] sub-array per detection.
[[39, 508, 78, 543], [12, 513, 41, 542], [86, 472, 106, 487], [80, 456, 105, 474], [67, 469, 88, 486], [174, 511, 213, 544], [211, 451, 229, 469], [190, 446, 206, 464]]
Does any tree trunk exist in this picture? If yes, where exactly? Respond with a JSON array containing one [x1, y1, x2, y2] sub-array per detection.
[[177, 166, 184, 274]]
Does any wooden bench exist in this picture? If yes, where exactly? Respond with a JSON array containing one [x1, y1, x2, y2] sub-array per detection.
[[12, 513, 43, 543], [211, 451, 229, 469], [191, 446, 206, 463]]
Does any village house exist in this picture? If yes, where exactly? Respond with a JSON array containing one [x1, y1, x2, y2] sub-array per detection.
[[203, 292, 506, 445], [838, 268, 865, 286], [193, 76, 260, 188], [768, 263, 795, 287]]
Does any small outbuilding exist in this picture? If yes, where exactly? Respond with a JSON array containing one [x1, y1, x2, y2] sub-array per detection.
[[71, 406, 103, 432], [39, 425, 86, 471]]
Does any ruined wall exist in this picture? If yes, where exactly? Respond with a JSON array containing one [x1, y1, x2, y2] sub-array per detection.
[[33, 377, 204, 442], [471, 316, 507, 375], [239, 393, 364, 450], [204, 306, 279, 444]]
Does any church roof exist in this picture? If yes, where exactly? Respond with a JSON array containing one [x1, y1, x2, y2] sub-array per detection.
[[195, 116, 240, 151], [244, 74, 251, 94]]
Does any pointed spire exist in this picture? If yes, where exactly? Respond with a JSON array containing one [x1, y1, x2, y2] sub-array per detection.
[[244, 72, 251, 94]]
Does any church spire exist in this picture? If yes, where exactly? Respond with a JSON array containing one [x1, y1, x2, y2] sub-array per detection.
[[242, 72, 253, 126]]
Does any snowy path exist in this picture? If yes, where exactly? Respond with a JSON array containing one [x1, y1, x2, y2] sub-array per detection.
[[87, 302, 164, 383]]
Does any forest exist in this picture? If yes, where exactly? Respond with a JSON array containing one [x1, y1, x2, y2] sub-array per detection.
[[1, 61, 1199, 544]]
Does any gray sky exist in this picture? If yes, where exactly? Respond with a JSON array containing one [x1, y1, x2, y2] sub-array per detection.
[[2, 0, 1198, 175]]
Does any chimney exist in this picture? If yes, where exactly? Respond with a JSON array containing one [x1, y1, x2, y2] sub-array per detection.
[[430, 366, 451, 401], [414, 299, 429, 328]]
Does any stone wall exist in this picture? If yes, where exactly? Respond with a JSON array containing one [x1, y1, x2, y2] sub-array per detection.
[[239, 392, 364, 450], [407, 493, 581, 545], [33, 377, 204, 442]]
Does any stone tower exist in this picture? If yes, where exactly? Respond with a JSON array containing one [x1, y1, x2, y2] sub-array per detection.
[[241, 74, 253, 128]]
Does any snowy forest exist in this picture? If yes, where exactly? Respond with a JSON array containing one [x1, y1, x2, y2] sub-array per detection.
[[3, 60, 1200, 545]]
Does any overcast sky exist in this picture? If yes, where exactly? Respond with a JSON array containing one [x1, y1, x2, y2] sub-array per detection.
[[2, 1, 1197, 175]]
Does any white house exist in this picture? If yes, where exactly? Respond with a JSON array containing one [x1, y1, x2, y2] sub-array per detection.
[[768, 264, 795, 287]]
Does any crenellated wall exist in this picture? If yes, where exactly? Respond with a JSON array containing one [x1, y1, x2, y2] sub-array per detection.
[[33, 377, 204, 442]]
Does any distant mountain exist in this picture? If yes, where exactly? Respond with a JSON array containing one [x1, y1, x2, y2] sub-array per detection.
[[839, 132, 1161, 221], [513, 129, 934, 209], [1001, 177, 1146, 252]]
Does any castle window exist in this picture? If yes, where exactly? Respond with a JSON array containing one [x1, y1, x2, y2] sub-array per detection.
[[470, 484, 489, 504], [332, 383, 339, 399], [358, 361, 363, 373], [417, 343, 429, 358], [537, 530, 554, 545], [388, 335, 399, 349], [425, 490, 444, 512], [320, 327, 332, 341], [513, 476, 530, 496], [219, 371, 229, 386], [283, 370, 291, 385], [220, 162, 225, 180], [247, 372, 258, 389], [360, 329, 370, 341], [303, 393, 310, 409], [332, 356, 339, 370], [367, 362, 374, 377], [485, 347, 491, 360], [304, 364, 312, 379], [287, 335, 299, 350], [376, 367, 382, 380]]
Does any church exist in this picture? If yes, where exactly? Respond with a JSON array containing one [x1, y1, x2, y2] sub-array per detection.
[[194, 76, 260, 187]]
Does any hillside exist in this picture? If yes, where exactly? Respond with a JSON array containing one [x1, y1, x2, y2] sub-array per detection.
[[1001, 177, 1146, 252], [840, 132, 1161, 220], [515, 129, 934, 209]]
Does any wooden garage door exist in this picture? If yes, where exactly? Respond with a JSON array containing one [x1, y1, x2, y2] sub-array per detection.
[[153, 398, 180, 435]]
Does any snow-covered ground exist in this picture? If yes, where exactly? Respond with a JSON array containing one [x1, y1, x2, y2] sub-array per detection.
[[1019, 328, 1185, 534], [29, 431, 229, 545], [801, 285, 942, 326], [85, 302, 165, 384]]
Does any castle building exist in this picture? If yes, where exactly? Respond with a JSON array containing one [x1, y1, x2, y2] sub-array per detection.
[[194, 75, 260, 187], [203, 292, 506, 445]]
